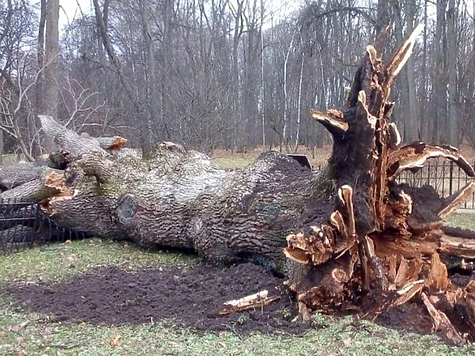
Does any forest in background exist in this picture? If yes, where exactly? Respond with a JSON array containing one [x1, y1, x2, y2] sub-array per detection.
[[0, 0, 474, 159]]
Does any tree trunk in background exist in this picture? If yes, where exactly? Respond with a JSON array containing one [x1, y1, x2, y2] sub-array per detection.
[[282, 37, 294, 152], [139, 0, 155, 156], [260, 0, 266, 148], [434, 0, 447, 143], [44, 0, 59, 118], [447, 0, 458, 145], [159, 0, 172, 142], [376, 0, 390, 58], [420, 0, 428, 140], [0, 130, 3, 165], [96, 0, 110, 63], [36, 0, 46, 114], [42, 0, 59, 152], [395, 6, 410, 139], [231, 0, 244, 150], [32, 0, 47, 156], [404, 0, 418, 142], [294, 55, 304, 152]]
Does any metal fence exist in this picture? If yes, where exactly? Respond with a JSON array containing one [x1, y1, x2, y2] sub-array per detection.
[[0, 199, 86, 255], [307, 157, 475, 210], [396, 159, 475, 210]]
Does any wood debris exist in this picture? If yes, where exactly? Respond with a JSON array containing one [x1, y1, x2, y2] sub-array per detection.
[[219, 290, 281, 315]]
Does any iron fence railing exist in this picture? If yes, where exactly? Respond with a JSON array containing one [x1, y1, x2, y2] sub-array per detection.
[[396, 159, 475, 210], [310, 158, 475, 210], [0, 198, 86, 255]]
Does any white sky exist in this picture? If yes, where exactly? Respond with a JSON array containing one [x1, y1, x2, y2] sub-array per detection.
[[58, 0, 474, 32], [59, 0, 91, 29], [58, 0, 301, 30]]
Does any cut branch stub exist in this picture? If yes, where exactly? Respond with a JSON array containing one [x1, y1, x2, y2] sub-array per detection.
[[310, 108, 347, 139], [0, 170, 66, 202], [116, 194, 137, 226], [80, 132, 128, 151], [39, 115, 123, 158]]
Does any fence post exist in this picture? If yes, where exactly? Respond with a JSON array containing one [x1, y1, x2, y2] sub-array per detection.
[[449, 161, 454, 196]]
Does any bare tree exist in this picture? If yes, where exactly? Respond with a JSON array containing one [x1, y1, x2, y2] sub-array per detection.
[[43, 0, 59, 118], [447, 0, 458, 144]]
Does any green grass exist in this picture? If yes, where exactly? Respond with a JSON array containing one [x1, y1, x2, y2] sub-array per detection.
[[1, 304, 473, 356], [447, 212, 475, 230], [0, 238, 196, 285], [0, 215, 475, 354], [1, 238, 475, 355]]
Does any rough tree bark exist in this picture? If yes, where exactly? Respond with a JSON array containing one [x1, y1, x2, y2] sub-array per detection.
[[1, 28, 475, 344]]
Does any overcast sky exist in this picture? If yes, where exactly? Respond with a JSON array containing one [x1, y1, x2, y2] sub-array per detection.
[[56, 0, 474, 34], [59, 0, 90, 29], [57, 0, 300, 30]]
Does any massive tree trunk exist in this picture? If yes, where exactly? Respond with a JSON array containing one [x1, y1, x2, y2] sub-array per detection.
[[2, 29, 475, 344], [32, 117, 325, 269]]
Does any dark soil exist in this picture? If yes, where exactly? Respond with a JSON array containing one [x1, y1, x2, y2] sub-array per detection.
[[3, 263, 309, 335], [443, 226, 475, 239], [376, 302, 433, 335], [2, 262, 472, 339], [451, 273, 473, 288], [376, 273, 474, 340]]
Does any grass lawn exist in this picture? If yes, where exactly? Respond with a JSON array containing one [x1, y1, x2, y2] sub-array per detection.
[[1, 213, 475, 355]]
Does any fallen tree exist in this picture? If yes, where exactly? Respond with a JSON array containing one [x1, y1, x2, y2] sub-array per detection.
[[1, 26, 475, 344]]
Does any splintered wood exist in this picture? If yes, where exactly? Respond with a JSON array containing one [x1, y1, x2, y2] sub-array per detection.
[[219, 290, 280, 315], [421, 293, 466, 345], [282, 26, 475, 345]]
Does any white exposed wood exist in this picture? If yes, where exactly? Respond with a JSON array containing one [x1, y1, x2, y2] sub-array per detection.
[[219, 290, 280, 315], [386, 23, 424, 83], [388, 142, 475, 179], [438, 182, 475, 219], [311, 109, 348, 136]]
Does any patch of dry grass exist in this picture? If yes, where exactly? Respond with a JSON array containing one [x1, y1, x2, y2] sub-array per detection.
[[211, 145, 331, 170]]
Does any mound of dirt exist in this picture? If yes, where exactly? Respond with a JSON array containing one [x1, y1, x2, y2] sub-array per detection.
[[3, 263, 309, 335], [3, 262, 470, 339]]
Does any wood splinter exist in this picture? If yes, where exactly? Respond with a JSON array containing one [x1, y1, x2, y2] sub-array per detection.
[[421, 292, 466, 345], [219, 290, 281, 315]]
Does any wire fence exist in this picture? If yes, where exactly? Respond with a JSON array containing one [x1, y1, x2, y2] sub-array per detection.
[[0, 199, 86, 255]]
